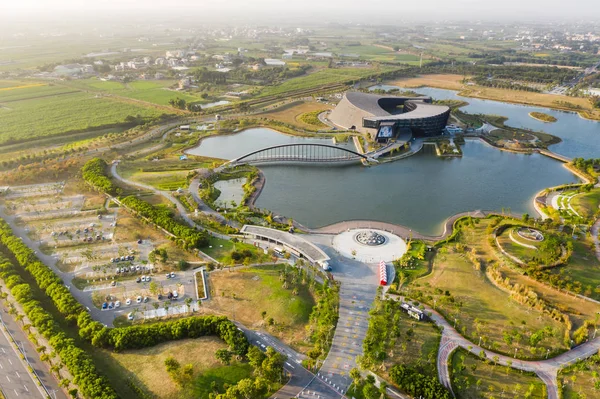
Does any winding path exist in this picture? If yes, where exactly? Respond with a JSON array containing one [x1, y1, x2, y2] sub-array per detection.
[[110, 163, 230, 244], [425, 302, 600, 399]]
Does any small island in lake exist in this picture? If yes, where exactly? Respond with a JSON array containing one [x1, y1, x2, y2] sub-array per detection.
[[529, 111, 558, 123]]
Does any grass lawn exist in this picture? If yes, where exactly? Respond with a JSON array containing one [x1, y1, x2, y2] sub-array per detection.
[[107, 337, 251, 399], [129, 170, 190, 191], [71, 78, 208, 107], [551, 240, 600, 300], [414, 219, 568, 359], [451, 348, 546, 399], [571, 188, 600, 219], [364, 297, 441, 380], [257, 100, 332, 129], [203, 237, 271, 265], [558, 354, 600, 399], [205, 264, 316, 348]]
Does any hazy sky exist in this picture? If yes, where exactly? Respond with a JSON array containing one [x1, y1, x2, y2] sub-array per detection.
[[2, 0, 598, 23]]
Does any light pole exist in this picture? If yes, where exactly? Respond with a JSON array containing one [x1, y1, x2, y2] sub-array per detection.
[[478, 336, 482, 346], [514, 348, 518, 358], [546, 348, 550, 359]]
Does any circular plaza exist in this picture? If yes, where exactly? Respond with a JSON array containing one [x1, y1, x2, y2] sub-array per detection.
[[332, 229, 407, 263]]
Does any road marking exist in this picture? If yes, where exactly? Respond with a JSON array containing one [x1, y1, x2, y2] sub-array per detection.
[[285, 362, 295, 369], [0, 362, 2, 369], [6, 375, 10, 382], [15, 371, 20, 378], [1, 348, 5, 353], [24, 385, 28, 392], [13, 389, 18, 396], [8, 358, 12, 365]]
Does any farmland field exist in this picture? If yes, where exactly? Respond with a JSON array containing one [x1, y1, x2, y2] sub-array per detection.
[[257, 66, 399, 97], [0, 87, 168, 144], [71, 79, 208, 106]]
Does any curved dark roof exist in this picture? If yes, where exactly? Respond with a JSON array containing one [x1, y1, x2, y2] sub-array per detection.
[[343, 91, 449, 120]]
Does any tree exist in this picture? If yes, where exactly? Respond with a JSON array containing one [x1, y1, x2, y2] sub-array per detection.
[[215, 349, 232, 365], [350, 368, 362, 385]]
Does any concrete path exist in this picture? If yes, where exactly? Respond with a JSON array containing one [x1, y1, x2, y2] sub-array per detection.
[[422, 302, 600, 399], [592, 218, 600, 263], [188, 175, 240, 229]]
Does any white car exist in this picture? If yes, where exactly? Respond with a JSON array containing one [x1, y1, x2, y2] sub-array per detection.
[[135, 265, 141, 271], [172, 291, 178, 299], [126, 298, 131, 305], [146, 276, 151, 282], [136, 296, 142, 303], [165, 273, 171, 279], [141, 276, 146, 282], [170, 272, 175, 278], [115, 301, 121, 308], [127, 313, 134, 320]]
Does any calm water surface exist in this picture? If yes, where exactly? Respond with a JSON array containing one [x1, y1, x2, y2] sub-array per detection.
[[188, 128, 578, 235]]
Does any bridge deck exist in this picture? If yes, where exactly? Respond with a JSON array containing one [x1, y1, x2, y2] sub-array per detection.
[[240, 225, 330, 264]]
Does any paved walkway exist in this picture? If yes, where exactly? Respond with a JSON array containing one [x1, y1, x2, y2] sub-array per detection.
[[420, 301, 600, 399], [592, 218, 600, 263]]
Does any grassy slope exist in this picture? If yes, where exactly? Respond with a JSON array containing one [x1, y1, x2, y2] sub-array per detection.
[[451, 348, 546, 399], [206, 264, 315, 348], [108, 337, 251, 399]]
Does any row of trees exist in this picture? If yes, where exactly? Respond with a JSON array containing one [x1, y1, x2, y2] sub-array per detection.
[[0, 216, 255, 398], [81, 158, 121, 196], [0, 251, 117, 399], [305, 280, 339, 368], [120, 196, 209, 249], [91, 316, 248, 353]]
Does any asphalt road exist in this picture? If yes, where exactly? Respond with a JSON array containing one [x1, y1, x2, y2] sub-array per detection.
[[0, 313, 54, 399]]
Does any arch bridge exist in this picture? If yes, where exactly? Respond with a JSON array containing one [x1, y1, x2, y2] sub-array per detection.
[[225, 143, 376, 166]]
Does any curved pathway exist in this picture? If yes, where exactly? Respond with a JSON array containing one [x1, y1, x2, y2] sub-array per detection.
[[424, 303, 600, 399], [110, 163, 230, 245], [592, 218, 600, 263]]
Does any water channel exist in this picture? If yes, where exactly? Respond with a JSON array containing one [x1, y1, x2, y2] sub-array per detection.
[[370, 85, 600, 159], [188, 128, 578, 235]]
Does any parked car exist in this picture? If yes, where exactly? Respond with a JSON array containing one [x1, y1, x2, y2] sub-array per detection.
[[127, 313, 134, 320], [115, 268, 120, 274], [157, 294, 163, 300], [110, 281, 116, 287], [108, 302, 114, 309], [165, 273, 171, 279], [141, 276, 146, 282], [167, 292, 173, 299], [115, 301, 121, 308], [136, 296, 142, 303], [172, 291, 178, 299], [136, 277, 141, 283], [143, 296, 149, 303], [126, 298, 131, 305], [101, 302, 108, 310], [145, 276, 151, 282], [170, 272, 175, 278], [137, 239, 143, 244]]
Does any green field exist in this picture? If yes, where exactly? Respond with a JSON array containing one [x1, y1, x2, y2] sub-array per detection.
[[571, 188, 600, 219], [107, 337, 254, 399], [413, 219, 569, 359], [257, 66, 398, 97], [0, 85, 167, 144], [207, 264, 316, 347], [451, 348, 547, 399], [75, 79, 208, 106], [362, 297, 440, 381], [0, 83, 77, 101], [559, 354, 600, 399]]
